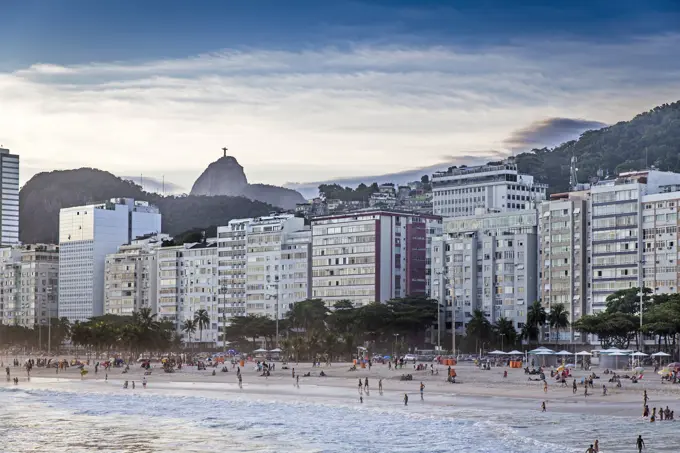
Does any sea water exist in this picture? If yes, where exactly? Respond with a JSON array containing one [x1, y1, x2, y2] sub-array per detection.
[[0, 382, 676, 452]]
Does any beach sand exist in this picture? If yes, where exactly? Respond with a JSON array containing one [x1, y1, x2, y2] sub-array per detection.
[[5, 357, 680, 417]]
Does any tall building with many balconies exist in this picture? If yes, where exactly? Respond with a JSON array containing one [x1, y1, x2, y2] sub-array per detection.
[[431, 159, 547, 217], [312, 209, 442, 307], [0, 148, 19, 246], [434, 210, 539, 332], [58, 198, 161, 321], [0, 244, 59, 329], [539, 190, 589, 342]]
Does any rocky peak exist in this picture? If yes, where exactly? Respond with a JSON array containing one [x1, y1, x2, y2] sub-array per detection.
[[189, 151, 306, 210], [190, 155, 249, 196]]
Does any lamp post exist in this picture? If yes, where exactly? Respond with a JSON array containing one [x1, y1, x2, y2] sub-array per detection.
[[221, 284, 228, 354], [393, 333, 400, 358], [501, 333, 506, 352]]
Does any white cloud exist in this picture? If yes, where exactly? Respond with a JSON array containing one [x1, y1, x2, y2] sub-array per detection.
[[2, 35, 680, 188]]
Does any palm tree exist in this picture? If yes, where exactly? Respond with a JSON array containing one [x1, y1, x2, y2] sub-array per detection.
[[466, 309, 493, 352], [548, 303, 570, 345], [194, 309, 210, 347], [526, 300, 547, 344], [494, 317, 517, 350], [182, 319, 197, 348]]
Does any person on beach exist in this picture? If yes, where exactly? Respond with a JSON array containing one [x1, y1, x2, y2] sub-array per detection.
[[296, 375, 299, 387], [123, 380, 128, 389], [404, 393, 408, 406], [142, 377, 147, 388], [643, 405, 649, 417], [365, 377, 369, 391], [292, 368, 295, 379], [636, 435, 645, 452], [643, 390, 648, 406], [132, 381, 135, 389], [650, 407, 656, 422], [602, 385, 607, 396], [358, 379, 363, 394], [659, 407, 664, 421], [238, 374, 243, 389], [543, 381, 548, 393], [585, 445, 595, 453], [573, 379, 577, 394], [594, 439, 599, 452], [378, 379, 383, 395], [359, 396, 363, 403], [541, 401, 546, 412], [420, 382, 425, 400]]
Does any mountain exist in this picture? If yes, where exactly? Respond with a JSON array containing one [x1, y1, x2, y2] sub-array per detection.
[[515, 101, 680, 193], [190, 154, 305, 209], [19, 168, 275, 244]]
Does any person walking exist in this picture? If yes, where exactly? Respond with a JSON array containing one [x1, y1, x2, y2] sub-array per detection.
[[636, 435, 645, 453], [403, 393, 408, 406], [420, 382, 425, 400]]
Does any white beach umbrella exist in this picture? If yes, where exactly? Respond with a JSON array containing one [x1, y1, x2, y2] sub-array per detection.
[[651, 352, 671, 357], [507, 350, 524, 355], [532, 350, 554, 355], [488, 350, 507, 355], [269, 348, 282, 353], [630, 351, 648, 357], [555, 350, 572, 356], [575, 351, 592, 356], [253, 348, 268, 353]]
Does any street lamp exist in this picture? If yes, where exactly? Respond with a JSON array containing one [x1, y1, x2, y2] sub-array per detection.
[[500, 333, 506, 352], [393, 333, 400, 358], [221, 284, 228, 354]]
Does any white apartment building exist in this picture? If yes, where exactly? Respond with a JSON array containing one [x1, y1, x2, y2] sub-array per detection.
[[312, 209, 442, 307], [641, 191, 680, 295], [103, 234, 169, 316], [244, 215, 310, 320], [216, 219, 250, 340], [59, 198, 161, 321], [0, 148, 20, 246], [587, 171, 680, 313], [0, 244, 59, 328], [156, 241, 219, 346], [432, 210, 539, 332], [539, 191, 589, 342], [432, 159, 547, 217]]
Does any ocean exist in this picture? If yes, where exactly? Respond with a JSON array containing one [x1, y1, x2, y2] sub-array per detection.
[[0, 379, 676, 452]]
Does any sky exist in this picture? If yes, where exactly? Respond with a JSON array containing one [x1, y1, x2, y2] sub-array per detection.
[[2, 0, 680, 193]]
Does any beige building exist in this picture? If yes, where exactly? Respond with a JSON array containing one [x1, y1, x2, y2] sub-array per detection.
[[0, 244, 59, 328], [104, 241, 160, 316]]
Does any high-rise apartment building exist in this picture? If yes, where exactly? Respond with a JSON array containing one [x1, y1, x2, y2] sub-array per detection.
[[243, 215, 310, 320], [587, 171, 680, 313], [431, 159, 547, 217], [0, 244, 59, 328], [640, 191, 680, 295], [103, 234, 168, 316], [433, 210, 538, 331], [311, 209, 442, 307], [58, 198, 161, 321], [539, 191, 589, 342], [0, 148, 20, 246], [216, 219, 250, 336]]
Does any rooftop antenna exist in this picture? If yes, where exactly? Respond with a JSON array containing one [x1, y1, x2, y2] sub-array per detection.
[[222, 147, 228, 158], [569, 153, 578, 191]]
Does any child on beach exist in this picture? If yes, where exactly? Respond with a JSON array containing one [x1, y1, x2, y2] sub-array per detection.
[[541, 401, 546, 412]]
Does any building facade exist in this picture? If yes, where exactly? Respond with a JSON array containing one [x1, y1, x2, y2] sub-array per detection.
[[311, 209, 442, 307], [59, 198, 161, 321], [432, 159, 547, 217], [539, 191, 589, 342], [0, 148, 20, 246], [0, 244, 59, 328], [433, 210, 539, 332]]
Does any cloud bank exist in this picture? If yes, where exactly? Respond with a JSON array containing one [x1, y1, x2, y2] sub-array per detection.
[[1, 34, 679, 188]]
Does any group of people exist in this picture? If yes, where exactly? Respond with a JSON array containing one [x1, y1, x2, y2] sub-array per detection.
[[122, 377, 147, 389], [642, 390, 675, 422]]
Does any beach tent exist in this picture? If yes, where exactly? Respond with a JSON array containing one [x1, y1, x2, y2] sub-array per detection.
[[630, 351, 647, 357], [607, 351, 628, 370], [488, 350, 507, 355], [651, 351, 670, 357]]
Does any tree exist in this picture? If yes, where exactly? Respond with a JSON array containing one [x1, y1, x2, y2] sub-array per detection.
[[548, 303, 570, 344], [494, 317, 517, 349], [182, 320, 197, 346], [193, 309, 210, 346], [466, 309, 493, 351], [525, 301, 547, 344]]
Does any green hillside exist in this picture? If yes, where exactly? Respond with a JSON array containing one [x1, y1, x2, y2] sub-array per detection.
[[515, 101, 680, 193]]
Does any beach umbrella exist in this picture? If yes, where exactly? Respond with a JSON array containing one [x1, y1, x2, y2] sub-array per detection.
[[565, 364, 575, 368], [507, 350, 523, 355], [253, 348, 268, 353], [630, 351, 648, 357], [269, 348, 282, 353], [633, 366, 645, 372], [488, 350, 507, 355], [532, 350, 554, 355], [575, 351, 592, 356], [555, 350, 572, 356], [651, 352, 671, 357]]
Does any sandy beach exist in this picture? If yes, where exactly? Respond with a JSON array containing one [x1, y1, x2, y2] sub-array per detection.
[[5, 357, 680, 417]]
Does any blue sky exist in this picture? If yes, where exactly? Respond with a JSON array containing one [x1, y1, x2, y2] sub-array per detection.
[[2, 0, 680, 192]]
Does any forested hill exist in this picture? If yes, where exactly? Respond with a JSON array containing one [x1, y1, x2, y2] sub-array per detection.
[[515, 101, 680, 194], [19, 168, 275, 244]]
